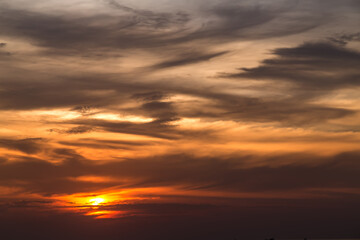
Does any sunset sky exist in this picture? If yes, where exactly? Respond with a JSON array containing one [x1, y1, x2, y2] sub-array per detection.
[[0, 0, 360, 239]]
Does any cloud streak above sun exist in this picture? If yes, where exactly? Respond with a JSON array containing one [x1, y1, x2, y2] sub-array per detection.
[[0, 0, 360, 239]]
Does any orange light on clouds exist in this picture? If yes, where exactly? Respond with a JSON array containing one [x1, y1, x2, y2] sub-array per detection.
[[50, 188, 158, 218], [85, 210, 125, 219]]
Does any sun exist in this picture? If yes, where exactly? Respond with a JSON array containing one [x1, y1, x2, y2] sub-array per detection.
[[89, 197, 105, 206]]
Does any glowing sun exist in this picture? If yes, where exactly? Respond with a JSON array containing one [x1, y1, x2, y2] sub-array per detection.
[[89, 197, 105, 206]]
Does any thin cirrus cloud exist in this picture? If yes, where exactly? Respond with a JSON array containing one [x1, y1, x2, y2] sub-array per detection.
[[0, 0, 349, 54]]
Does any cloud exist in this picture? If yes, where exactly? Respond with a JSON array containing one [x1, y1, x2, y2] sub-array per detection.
[[149, 51, 228, 69], [58, 138, 156, 150], [1, 196, 359, 240], [0, 7, 189, 54], [49, 126, 94, 135], [0, 61, 354, 130], [0, 138, 45, 154], [0, 3, 356, 129], [63, 119, 181, 139], [228, 42, 360, 91], [0, 73, 136, 110], [132, 91, 169, 102], [217, 98, 353, 126], [1, 150, 360, 195], [0, 1, 359, 238], [205, 41, 360, 126], [104, 0, 190, 29], [0, 42, 11, 58], [0, 1, 338, 55], [175, 1, 331, 44], [0, 68, 353, 129], [328, 32, 360, 46]]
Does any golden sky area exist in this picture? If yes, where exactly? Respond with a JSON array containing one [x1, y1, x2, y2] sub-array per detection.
[[0, 0, 360, 239]]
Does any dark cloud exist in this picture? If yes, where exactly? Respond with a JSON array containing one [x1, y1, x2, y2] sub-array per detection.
[[0, 2, 354, 131], [147, 88, 354, 126], [49, 126, 94, 135], [1, 150, 360, 195], [227, 42, 360, 92], [176, 2, 328, 43], [130, 81, 355, 127], [0, 3, 356, 129], [0, 1, 359, 238], [1, 197, 360, 240], [0, 64, 354, 129], [0, 51, 11, 57], [85, 138, 159, 146], [273, 42, 360, 59], [63, 119, 180, 140], [216, 97, 353, 126], [0, 138, 45, 154], [0, 42, 11, 58], [104, 0, 190, 29], [132, 91, 169, 102], [140, 101, 179, 123], [131, 91, 179, 124], [58, 138, 156, 150], [0, 7, 189, 54], [149, 51, 228, 69], [0, 73, 136, 110], [328, 32, 360, 46], [2, 199, 54, 209], [207, 41, 360, 126], [0, 1, 335, 55]]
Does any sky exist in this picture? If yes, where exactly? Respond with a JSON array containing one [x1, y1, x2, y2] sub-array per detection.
[[0, 0, 360, 239]]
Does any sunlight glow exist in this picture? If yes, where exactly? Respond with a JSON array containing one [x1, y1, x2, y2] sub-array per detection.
[[89, 197, 105, 206], [91, 113, 153, 122], [85, 210, 125, 219], [19, 109, 82, 120]]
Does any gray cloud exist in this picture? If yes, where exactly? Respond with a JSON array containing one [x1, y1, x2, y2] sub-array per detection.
[[0, 1, 338, 55], [149, 51, 228, 69], [328, 32, 360, 46], [175, 1, 330, 44], [0, 1, 359, 238], [49, 126, 94, 135], [0, 62, 355, 131], [227, 42, 360, 93], [104, 0, 190, 29], [58, 138, 157, 150], [1, 150, 360, 195], [0, 138, 45, 154], [0, 42, 11, 58], [63, 119, 181, 140], [132, 91, 169, 102], [0, 2, 356, 128], [0, 7, 189, 54]]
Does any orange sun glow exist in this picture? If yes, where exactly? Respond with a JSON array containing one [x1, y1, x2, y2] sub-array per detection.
[[89, 197, 106, 206]]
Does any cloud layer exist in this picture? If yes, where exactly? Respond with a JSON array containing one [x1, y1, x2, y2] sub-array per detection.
[[0, 0, 359, 238]]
